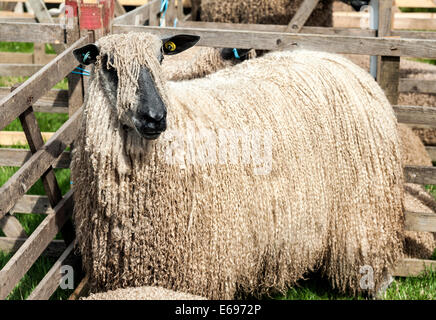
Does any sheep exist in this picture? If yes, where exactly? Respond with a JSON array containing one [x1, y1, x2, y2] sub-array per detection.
[[199, 0, 333, 26], [198, 0, 370, 25], [398, 123, 436, 259], [71, 32, 405, 299], [164, 1, 369, 82], [163, 47, 256, 81]]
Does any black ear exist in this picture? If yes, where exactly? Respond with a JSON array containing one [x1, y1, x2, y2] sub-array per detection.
[[340, 0, 369, 11], [161, 34, 200, 55], [220, 48, 252, 61], [73, 44, 100, 65]]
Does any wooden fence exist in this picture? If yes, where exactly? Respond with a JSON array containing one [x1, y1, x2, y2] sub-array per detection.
[[1, 0, 436, 300]]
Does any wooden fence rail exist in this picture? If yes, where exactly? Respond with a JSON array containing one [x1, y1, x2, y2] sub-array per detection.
[[0, 22, 65, 43], [0, 35, 88, 131], [0, 190, 74, 299], [112, 25, 436, 58], [113, 0, 160, 26], [0, 109, 81, 219]]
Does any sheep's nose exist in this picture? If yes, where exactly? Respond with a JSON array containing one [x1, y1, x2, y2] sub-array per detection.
[[142, 107, 166, 122], [132, 114, 167, 140]]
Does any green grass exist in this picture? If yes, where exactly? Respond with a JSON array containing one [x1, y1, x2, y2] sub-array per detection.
[[3, 113, 69, 132], [382, 269, 436, 300], [0, 164, 72, 300], [0, 42, 56, 54], [399, 7, 436, 13]]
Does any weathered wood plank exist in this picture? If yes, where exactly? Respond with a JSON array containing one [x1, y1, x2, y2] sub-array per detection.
[[405, 210, 436, 233], [0, 214, 26, 238], [0, 190, 73, 300], [0, 149, 70, 169], [68, 274, 89, 300], [178, 21, 377, 37], [404, 165, 436, 185], [377, 0, 400, 105], [11, 195, 53, 215], [0, 36, 88, 131], [0, 52, 33, 65], [113, 0, 158, 25], [395, 0, 436, 8], [114, 0, 127, 17], [392, 30, 436, 40], [0, 131, 53, 146], [286, 0, 320, 32], [334, 11, 436, 30], [425, 146, 436, 161], [0, 22, 65, 43], [393, 258, 436, 277], [0, 63, 43, 77], [0, 109, 81, 219], [112, 25, 436, 58], [27, 240, 76, 300], [0, 87, 68, 107], [165, 0, 177, 27], [399, 79, 436, 94], [25, 0, 65, 53], [393, 105, 436, 127], [0, 237, 65, 257], [3, 75, 67, 111], [377, 56, 400, 103], [17, 99, 75, 246], [66, 18, 84, 117]]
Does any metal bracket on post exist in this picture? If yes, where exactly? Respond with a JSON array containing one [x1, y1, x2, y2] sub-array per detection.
[[369, 0, 379, 79]]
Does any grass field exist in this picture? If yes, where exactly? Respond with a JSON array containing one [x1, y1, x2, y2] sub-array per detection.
[[1, 40, 436, 300]]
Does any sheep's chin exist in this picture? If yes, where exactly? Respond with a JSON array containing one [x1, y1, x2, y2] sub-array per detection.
[[142, 133, 161, 140]]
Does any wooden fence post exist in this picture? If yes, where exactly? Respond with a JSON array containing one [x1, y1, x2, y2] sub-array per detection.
[[66, 1, 84, 117], [286, 0, 320, 32], [9, 84, 76, 246], [377, 0, 400, 105]]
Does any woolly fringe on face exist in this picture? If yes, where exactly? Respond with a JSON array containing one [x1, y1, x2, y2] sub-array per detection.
[[72, 32, 405, 299]]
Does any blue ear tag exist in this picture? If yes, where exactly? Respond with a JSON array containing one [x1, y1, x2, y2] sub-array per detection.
[[233, 48, 240, 59], [82, 51, 91, 62], [73, 66, 90, 76]]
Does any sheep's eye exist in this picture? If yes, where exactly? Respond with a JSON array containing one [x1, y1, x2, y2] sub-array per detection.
[[164, 41, 176, 52]]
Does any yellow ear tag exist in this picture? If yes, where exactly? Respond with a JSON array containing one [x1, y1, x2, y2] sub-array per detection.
[[165, 41, 176, 52]]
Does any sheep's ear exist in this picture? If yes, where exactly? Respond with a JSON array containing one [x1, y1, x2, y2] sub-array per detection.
[[73, 44, 100, 65], [161, 35, 200, 55], [220, 48, 252, 61]]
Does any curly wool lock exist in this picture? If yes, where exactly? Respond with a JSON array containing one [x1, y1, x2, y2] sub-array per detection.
[[200, 0, 333, 26], [72, 32, 404, 299]]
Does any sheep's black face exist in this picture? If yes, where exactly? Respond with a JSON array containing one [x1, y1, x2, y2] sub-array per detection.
[[132, 67, 167, 140], [97, 54, 167, 140], [99, 55, 118, 109], [73, 34, 200, 140]]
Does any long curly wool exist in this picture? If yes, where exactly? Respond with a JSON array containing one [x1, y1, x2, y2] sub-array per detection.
[[163, 47, 256, 81], [200, 0, 333, 26], [72, 32, 404, 299]]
